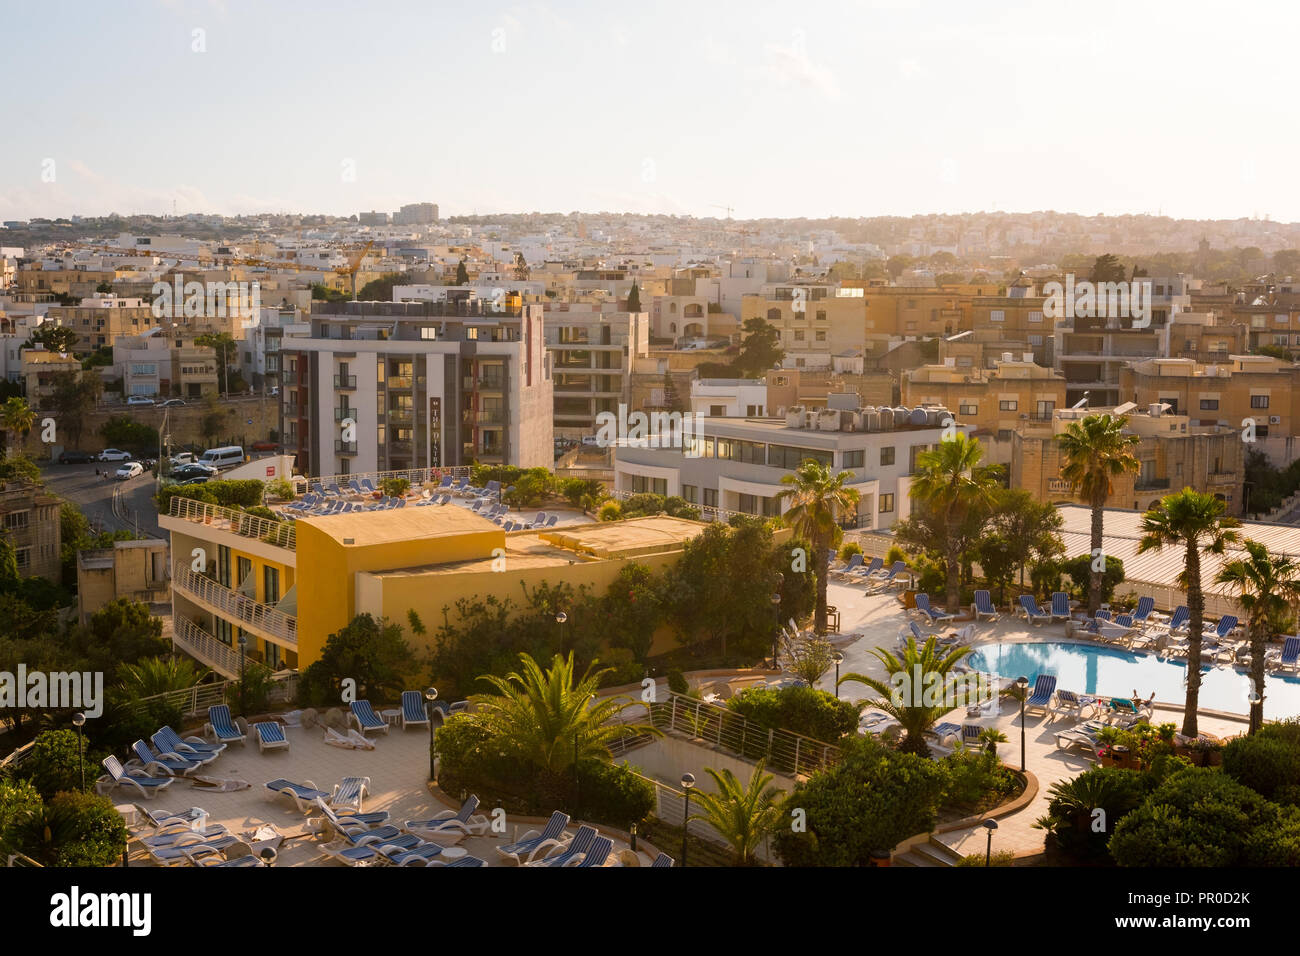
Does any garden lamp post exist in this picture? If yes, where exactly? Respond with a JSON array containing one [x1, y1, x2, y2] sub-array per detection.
[[1016, 675, 1029, 772], [424, 686, 438, 781], [72, 712, 86, 790], [770, 592, 783, 670], [832, 652, 844, 698], [237, 635, 248, 717], [556, 610, 568, 647], [680, 773, 695, 867], [983, 819, 998, 867]]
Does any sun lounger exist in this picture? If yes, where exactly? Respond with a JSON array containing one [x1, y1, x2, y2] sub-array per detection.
[[495, 810, 571, 865], [573, 836, 613, 867], [1268, 636, 1300, 671], [253, 721, 289, 753], [1025, 674, 1057, 714], [99, 755, 174, 799], [525, 825, 598, 867], [401, 690, 430, 728], [1018, 594, 1051, 625], [206, 705, 247, 746], [151, 727, 222, 762], [332, 776, 371, 813], [1052, 689, 1097, 720], [1213, 615, 1239, 641], [145, 833, 240, 866], [928, 722, 962, 745], [913, 593, 954, 624], [1131, 596, 1155, 626], [265, 778, 331, 814], [971, 590, 999, 621], [831, 553, 864, 580], [131, 739, 202, 777], [650, 852, 674, 867], [405, 795, 490, 843], [349, 700, 390, 735], [1050, 592, 1071, 621], [851, 556, 884, 582]]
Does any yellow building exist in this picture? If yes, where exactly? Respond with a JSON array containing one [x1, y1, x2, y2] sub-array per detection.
[[904, 357, 1067, 443], [21, 347, 82, 409], [161, 491, 713, 679], [47, 296, 154, 353]]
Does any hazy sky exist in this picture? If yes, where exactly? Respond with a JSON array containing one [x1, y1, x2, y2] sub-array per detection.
[[3, 0, 1295, 223]]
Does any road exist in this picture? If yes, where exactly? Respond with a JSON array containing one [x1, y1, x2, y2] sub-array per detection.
[[40, 462, 163, 539]]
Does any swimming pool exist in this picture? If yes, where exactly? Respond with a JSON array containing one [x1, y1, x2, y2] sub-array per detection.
[[966, 641, 1300, 719]]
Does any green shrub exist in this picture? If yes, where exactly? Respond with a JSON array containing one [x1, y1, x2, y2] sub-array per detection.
[[667, 669, 689, 695], [574, 760, 656, 829], [11, 790, 127, 867], [595, 647, 644, 687], [838, 542, 863, 562], [1034, 766, 1147, 864], [20, 730, 90, 799], [957, 849, 1015, 866], [266, 478, 295, 500], [727, 685, 860, 744], [1223, 734, 1300, 804], [0, 779, 43, 859], [941, 749, 1021, 811], [1063, 553, 1125, 604], [598, 500, 623, 521], [884, 545, 909, 568], [379, 477, 411, 497], [559, 477, 605, 509]]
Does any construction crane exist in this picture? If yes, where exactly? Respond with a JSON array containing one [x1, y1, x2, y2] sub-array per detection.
[[337, 240, 375, 300], [710, 204, 735, 219]]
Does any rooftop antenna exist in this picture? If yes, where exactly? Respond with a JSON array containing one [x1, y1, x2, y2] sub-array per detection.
[[1071, 391, 1090, 410]]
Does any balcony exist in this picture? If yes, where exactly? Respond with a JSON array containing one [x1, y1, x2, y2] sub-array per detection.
[[1134, 477, 1171, 491], [478, 377, 505, 391], [334, 407, 356, 422], [172, 562, 297, 650], [335, 440, 358, 455], [387, 376, 413, 389], [463, 408, 506, 426], [166, 496, 295, 551], [388, 409, 414, 425], [173, 616, 253, 681], [282, 404, 300, 418], [334, 374, 357, 389]]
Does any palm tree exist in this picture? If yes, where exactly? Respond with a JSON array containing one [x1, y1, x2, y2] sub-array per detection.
[[838, 636, 975, 757], [1056, 413, 1140, 613], [1215, 539, 1300, 734], [117, 656, 208, 699], [776, 458, 860, 634], [1138, 489, 1241, 736], [0, 396, 35, 458], [469, 651, 658, 775], [907, 433, 1001, 614], [687, 760, 784, 866]]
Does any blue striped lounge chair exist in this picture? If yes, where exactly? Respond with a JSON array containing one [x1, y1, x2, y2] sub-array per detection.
[[1094, 609, 1112, 623], [1018, 595, 1051, 625], [360, 478, 378, 494], [437, 475, 454, 490], [406, 795, 490, 843], [913, 593, 954, 624], [1052, 689, 1096, 720], [525, 825, 598, 867], [131, 739, 201, 777], [151, 727, 221, 763], [265, 778, 331, 814], [831, 553, 864, 580], [650, 852, 674, 868], [495, 811, 571, 865], [1131, 596, 1156, 626], [332, 776, 371, 814], [573, 836, 613, 868], [483, 480, 501, 497], [146, 833, 240, 866], [1270, 636, 1300, 672], [316, 817, 420, 867], [401, 690, 430, 729], [1025, 675, 1058, 715], [1166, 605, 1190, 634], [1213, 615, 1239, 640], [1050, 592, 1071, 621], [871, 560, 907, 591], [852, 556, 884, 582], [206, 705, 246, 745], [349, 700, 389, 736], [254, 721, 289, 754], [444, 855, 488, 867], [310, 482, 326, 497], [544, 515, 559, 527], [100, 755, 173, 799], [348, 479, 364, 496], [327, 482, 343, 497], [971, 590, 999, 621], [313, 799, 402, 844], [960, 723, 984, 748]]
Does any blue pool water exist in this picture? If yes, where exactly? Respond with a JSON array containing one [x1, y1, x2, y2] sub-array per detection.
[[966, 641, 1300, 719]]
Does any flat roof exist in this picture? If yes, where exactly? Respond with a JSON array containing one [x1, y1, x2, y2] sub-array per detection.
[[299, 504, 499, 547]]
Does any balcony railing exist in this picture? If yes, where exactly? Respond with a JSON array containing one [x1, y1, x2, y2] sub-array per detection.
[[335, 440, 358, 455], [173, 616, 252, 681], [463, 409, 506, 425], [172, 561, 297, 649], [167, 496, 296, 550], [334, 407, 356, 422], [387, 376, 413, 389], [334, 374, 357, 388], [1135, 477, 1171, 491], [388, 409, 413, 425]]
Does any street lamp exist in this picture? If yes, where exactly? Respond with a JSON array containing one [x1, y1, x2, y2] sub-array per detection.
[[72, 712, 86, 791], [770, 592, 783, 670], [424, 686, 438, 781], [1016, 675, 1030, 772], [556, 610, 568, 647], [983, 819, 998, 867], [831, 651, 844, 698], [680, 772, 695, 867], [237, 635, 248, 717]]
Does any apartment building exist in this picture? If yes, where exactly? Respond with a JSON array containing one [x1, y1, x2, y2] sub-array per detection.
[[741, 285, 868, 369], [840, 283, 968, 342], [76, 538, 170, 626], [1010, 403, 1244, 517], [967, 276, 1053, 365], [21, 347, 81, 409], [0, 480, 61, 582], [47, 295, 153, 353], [543, 303, 649, 437], [1230, 303, 1300, 353], [160, 492, 710, 678], [393, 202, 439, 225], [690, 378, 771, 418], [239, 307, 310, 393], [115, 329, 221, 399], [903, 355, 1067, 456], [280, 295, 552, 476], [1120, 354, 1300, 466], [612, 396, 973, 530], [649, 295, 736, 344], [16, 264, 117, 299]]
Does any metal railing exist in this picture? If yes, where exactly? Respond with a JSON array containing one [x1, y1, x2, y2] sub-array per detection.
[[647, 693, 838, 778], [173, 616, 252, 680], [335, 440, 358, 454], [168, 496, 296, 550], [172, 561, 298, 649], [609, 488, 756, 524], [334, 374, 357, 388], [308, 464, 473, 491]]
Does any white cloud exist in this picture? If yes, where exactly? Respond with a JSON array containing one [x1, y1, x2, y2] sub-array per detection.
[[763, 34, 841, 100]]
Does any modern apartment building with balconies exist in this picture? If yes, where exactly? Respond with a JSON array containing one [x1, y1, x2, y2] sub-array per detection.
[[279, 294, 552, 476], [543, 303, 648, 438]]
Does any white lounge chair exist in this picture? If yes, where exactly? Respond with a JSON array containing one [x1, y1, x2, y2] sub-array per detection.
[[99, 755, 174, 799], [254, 721, 290, 753]]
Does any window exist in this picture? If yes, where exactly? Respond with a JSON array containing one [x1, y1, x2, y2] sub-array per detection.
[[959, 402, 978, 416], [999, 399, 1018, 411], [681, 484, 697, 504], [263, 566, 280, 605], [768, 444, 832, 470], [774, 376, 789, 386], [815, 330, 826, 342], [1028, 311, 1043, 323], [14, 547, 29, 571], [815, 310, 826, 321], [2, 510, 28, 531], [630, 475, 668, 496], [1200, 399, 1219, 410], [710, 404, 725, 417], [1256, 425, 1270, 438], [843, 449, 864, 468], [879, 493, 894, 514], [989, 310, 1005, 323], [702, 488, 717, 508], [793, 330, 805, 341], [880, 446, 895, 466], [1037, 401, 1055, 418], [1028, 334, 1043, 346], [1251, 395, 1270, 409]]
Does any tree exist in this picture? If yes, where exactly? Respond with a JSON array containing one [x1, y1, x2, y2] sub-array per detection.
[[626, 280, 641, 312], [661, 369, 684, 413], [987, 487, 1065, 589], [1057, 413, 1140, 613], [8, 790, 128, 867], [469, 652, 657, 774], [47, 370, 101, 446], [512, 252, 530, 281], [776, 459, 860, 634], [733, 317, 784, 377], [600, 563, 663, 662], [1033, 766, 1148, 864], [907, 434, 1001, 614], [838, 635, 975, 757], [1089, 254, 1127, 284], [298, 613, 417, 707], [455, 259, 470, 285], [1214, 540, 1300, 734], [356, 272, 407, 301], [778, 631, 835, 686], [1138, 489, 1241, 736], [688, 761, 784, 865], [117, 656, 207, 699], [25, 324, 79, 355], [886, 254, 915, 280], [195, 333, 237, 395], [0, 397, 35, 458]]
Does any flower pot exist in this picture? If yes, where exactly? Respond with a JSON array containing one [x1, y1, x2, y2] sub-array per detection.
[[869, 850, 892, 867]]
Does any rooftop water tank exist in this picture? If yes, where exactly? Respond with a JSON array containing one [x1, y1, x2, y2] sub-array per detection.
[[878, 406, 895, 430], [910, 407, 930, 427]]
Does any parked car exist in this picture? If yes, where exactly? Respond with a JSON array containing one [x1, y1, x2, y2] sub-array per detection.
[[58, 450, 96, 464], [126, 396, 156, 406], [175, 476, 209, 486], [170, 452, 197, 467], [251, 440, 279, 452], [172, 463, 218, 480], [98, 449, 131, 462], [159, 399, 186, 408], [115, 462, 144, 480]]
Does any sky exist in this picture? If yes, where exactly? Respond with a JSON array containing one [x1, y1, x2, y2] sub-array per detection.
[[2, 0, 1296, 224]]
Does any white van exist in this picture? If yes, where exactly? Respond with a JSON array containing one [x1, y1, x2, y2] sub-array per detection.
[[199, 446, 246, 470]]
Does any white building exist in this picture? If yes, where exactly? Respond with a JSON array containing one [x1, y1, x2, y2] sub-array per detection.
[[690, 378, 769, 418]]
